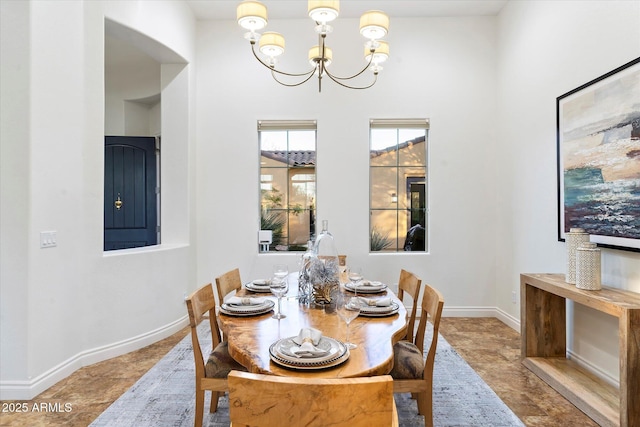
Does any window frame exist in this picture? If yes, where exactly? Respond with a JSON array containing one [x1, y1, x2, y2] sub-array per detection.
[[258, 120, 317, 253], [369, 119, 429, 253]]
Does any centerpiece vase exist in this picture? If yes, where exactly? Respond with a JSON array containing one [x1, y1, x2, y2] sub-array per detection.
[[309, 220, 339, 307], [297, 240, 315, 305]]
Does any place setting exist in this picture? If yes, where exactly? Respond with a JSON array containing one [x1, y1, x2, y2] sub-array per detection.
[[245, 263, 290, 294], [218, 296, 275, 316], [244, 279, 272, 293], [354, 296, 399, 317], [344, 267, 388, 294], [269, 327, 350, 370]]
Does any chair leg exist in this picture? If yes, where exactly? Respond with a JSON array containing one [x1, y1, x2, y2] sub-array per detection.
[[209, 391, 220, 413], [416, 391, 433, 427], [194, 388, 204, 427]]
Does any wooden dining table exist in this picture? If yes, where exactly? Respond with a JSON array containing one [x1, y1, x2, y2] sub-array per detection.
[[217, 278, 408, 378]]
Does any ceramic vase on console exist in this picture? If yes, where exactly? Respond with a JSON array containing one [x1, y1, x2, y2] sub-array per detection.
[[566, 227, 589, 284], [576, 242, 601, 290], [309, 220, 339, 307]]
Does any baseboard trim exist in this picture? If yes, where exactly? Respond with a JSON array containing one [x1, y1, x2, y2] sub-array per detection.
[[442, 306, 521, 332], [566, 349, 619, 388], [0, 315, 188, 400]]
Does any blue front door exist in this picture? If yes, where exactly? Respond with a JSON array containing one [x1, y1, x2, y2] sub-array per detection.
[[104, 136, 158, 251]]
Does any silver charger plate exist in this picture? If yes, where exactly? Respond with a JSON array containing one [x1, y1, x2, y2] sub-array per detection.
[[269, 336, 349, 369], [219, 299, 275, 316]]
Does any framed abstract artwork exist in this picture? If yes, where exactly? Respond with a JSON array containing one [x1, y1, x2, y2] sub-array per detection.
[[557, 57, 640, 252]]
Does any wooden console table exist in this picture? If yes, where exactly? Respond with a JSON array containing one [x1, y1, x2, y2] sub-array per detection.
[[520, 273, 640, 427]]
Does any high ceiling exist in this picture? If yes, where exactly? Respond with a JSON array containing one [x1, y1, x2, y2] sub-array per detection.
[[187, 0, 509, 21]]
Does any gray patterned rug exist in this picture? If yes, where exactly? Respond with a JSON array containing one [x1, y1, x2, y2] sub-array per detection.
[[90, 323, 524, 426]]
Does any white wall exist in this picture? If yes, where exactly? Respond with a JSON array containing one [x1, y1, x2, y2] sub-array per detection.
[[105, 34, 161, 135], [196, 15, 500, 315], [495, 0, 640, 384], [0, 0, 31, 385], [0, 0, 197, 399]]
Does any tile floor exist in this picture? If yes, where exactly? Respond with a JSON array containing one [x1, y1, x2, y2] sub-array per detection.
[[0, 318, 598, 426]]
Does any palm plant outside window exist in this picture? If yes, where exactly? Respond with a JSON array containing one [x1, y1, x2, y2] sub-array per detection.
[[259, 121, 316, 252], [370, 119, 429, 252]]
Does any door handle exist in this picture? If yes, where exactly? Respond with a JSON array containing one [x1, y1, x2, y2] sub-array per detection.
[[115, 193, 123, 210]]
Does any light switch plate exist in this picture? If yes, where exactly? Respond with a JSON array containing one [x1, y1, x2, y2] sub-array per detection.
[[40, 231, 57, 248]]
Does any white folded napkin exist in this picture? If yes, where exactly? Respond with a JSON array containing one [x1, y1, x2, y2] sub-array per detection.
[[355, 280, 384, 288], [289, 328, 329, 358], [227, 296, 266, 306], [358, 297, 392, 307]]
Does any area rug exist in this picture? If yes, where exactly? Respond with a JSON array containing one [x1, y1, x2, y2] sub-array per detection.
[[90, 323, 524, 426]]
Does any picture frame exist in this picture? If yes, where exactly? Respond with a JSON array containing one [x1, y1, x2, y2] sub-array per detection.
[[557, 57, 640, 252]]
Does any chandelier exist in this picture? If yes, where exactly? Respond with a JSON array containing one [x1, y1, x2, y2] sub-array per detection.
[[236, 0, 390, 92]]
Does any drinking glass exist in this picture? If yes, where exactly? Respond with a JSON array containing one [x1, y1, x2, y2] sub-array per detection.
[[273, 264, 289, 280], [348, 267, 363, 295], [337, 291, 361, 349], [269, 276, 289, 319]]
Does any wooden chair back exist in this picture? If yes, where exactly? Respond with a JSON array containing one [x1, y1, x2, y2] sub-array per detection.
[[215, 268, 243, 304], [397, 269, 422, 341], [185, 283, 228, 427], [414, 283, 444, 368], [228, 371, 398, 427], [392, 283, 444, 427]]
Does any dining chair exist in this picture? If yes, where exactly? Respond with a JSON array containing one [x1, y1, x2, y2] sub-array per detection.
[[397, 269, 422, 341], [228, 371, 399, 427], [390, 283, 444, 427], [215, 268, 243, 304], [185, 283, 247, 427]]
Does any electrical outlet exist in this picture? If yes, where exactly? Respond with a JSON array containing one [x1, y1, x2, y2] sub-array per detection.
[[511, 291, 517, 304]]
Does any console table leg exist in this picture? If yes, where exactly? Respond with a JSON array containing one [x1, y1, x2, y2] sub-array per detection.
[[523, 283, 566, 357], [620, 309, 640, 427]]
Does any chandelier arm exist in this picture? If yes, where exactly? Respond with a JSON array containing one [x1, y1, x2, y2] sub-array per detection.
[[250, 42, 316, 77], [269, 68, 318, 87], [323, 49, 376, 81], [324, 71, 378, 90]]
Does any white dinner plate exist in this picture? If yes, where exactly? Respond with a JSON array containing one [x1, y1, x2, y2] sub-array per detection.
[[345, 282, 387, 294], [357, 300, 400, 315], [245, 282, 272, 293], [219, 299, 275, 316]]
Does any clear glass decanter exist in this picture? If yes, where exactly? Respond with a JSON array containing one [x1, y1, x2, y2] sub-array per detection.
[[297, 240, 315, 304], [310, 220, 340, 305]]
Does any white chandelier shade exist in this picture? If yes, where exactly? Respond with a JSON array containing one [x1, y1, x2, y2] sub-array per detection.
[[308, 0, 340, 23], [259, 32, 285, 57], [364, 40, 389, 64], [309, 45, 333, 66], [236, 0, 389, 92], [359, 10, 389, 40], [236, 1, 268, 31]]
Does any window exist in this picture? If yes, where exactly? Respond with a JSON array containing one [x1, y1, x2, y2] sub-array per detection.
[[259, 120, 317, 252], [369, 119, 429, 252]]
